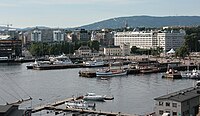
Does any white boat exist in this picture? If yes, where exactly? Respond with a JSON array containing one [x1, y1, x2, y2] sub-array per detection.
[[65, 100, 95, 109], [26, 60, 39, 69], [96, 69, 127, 77], [83, 93, 106, 101], [183, 69, 200, 79], [49, 54, 73, 65], [83, 59, 105, 67]]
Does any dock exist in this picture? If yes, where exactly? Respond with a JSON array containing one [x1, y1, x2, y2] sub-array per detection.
[[32, 96, 134, 116], [33, 64, 83, 70], [44, 106, 133, 116], [32, 97, 76, 113], [79, 65, 200, 78]]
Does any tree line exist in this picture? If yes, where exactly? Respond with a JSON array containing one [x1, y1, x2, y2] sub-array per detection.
[[176, 26, 200, 58], [29, 40, 99, 57]]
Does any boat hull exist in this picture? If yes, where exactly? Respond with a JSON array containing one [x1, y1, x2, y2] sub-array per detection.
[[83, 97, 105, 101], [96, 70, 127, 77]]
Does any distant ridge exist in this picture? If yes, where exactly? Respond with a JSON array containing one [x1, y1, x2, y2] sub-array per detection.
[[77, 16, 200, 30]]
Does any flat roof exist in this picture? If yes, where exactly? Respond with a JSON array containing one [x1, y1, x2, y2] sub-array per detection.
[[0, 105, 13, 113], [154, 87, 200, 102]]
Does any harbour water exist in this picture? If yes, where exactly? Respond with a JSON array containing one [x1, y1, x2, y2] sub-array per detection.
[[0, 63, 196, 115]]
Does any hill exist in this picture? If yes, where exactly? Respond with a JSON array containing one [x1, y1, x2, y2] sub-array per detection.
[[77, 16, 200, 30]]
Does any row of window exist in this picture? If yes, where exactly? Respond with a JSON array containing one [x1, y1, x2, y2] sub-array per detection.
[[159, 110, 178, 116], [159, 102, 177, 107]]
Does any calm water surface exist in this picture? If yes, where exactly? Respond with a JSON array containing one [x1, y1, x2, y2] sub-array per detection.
[[0, 63, 196, 115]]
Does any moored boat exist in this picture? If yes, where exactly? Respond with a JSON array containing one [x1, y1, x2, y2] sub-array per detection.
[[65, 100, 95, 109], [49, 54, 73, 65], [96, 69, 127, 77], [83, 93, 106, 101], [83, 59, 105, 67], [26, 60, 39, 69], [140, 67, 160, 74], [182, 69, 200, 79], [162, 68, 182, 79]]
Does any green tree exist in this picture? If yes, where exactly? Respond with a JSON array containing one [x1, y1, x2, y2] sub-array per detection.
[[131, 46, 139, 54], [175, 45, 189, 58], [88, 40, 99, 51]]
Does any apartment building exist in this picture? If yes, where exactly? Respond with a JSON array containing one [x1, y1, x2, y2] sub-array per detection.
[[114, 30, 185, 52], [53, 30, 64, 42], [31, 30, 42, 42], [30, 28, 65, 43]]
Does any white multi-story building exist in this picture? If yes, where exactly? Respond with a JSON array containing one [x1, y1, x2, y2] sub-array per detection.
[[114, 30, 185, 52], [53, 30, 64, 42], [31, 30, 42, 42]]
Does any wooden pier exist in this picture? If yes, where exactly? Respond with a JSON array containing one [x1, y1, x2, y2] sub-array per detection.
[[32, 97, 74, 113], [44, 106, 134, 116], [32, 96, 134, 116]]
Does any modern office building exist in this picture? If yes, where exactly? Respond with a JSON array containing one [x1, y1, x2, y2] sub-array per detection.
[[114, 30, 185, 52], [154, 87, 200, 116]]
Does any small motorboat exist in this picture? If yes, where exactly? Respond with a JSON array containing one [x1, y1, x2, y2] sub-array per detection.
[[83, 93, 106, 101]]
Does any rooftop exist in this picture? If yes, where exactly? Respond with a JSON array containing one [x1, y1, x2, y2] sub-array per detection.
[[154, 87, 200, 102]]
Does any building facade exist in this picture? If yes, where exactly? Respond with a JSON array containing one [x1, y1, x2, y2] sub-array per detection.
[[154, 87, 200, 116], [0, 37, 22, 58], [30, 28, 65, 43], [114, 30, 185, 52], [157, 31, 185, 52], [104, 46, 122, 56], [91, 29, 114, 46], [31, 30, 42, 42], [120, 43, 130, 56], [73, 29, 91, 42], [75, 46, 92, 56], [53, 30, 64, 42]]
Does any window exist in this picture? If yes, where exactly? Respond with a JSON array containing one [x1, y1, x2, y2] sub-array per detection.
[[159, 110, 164, 115], [172, 103, 177, 107], [166, 102, 170, 107], [173, 112, 177, 116], [159, 101, 163, 106]]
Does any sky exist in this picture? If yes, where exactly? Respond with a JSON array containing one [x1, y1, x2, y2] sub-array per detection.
[[0, 0, 200, 28]]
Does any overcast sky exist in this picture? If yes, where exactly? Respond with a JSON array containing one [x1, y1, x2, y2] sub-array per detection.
[[0, 0, 199, 28]]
